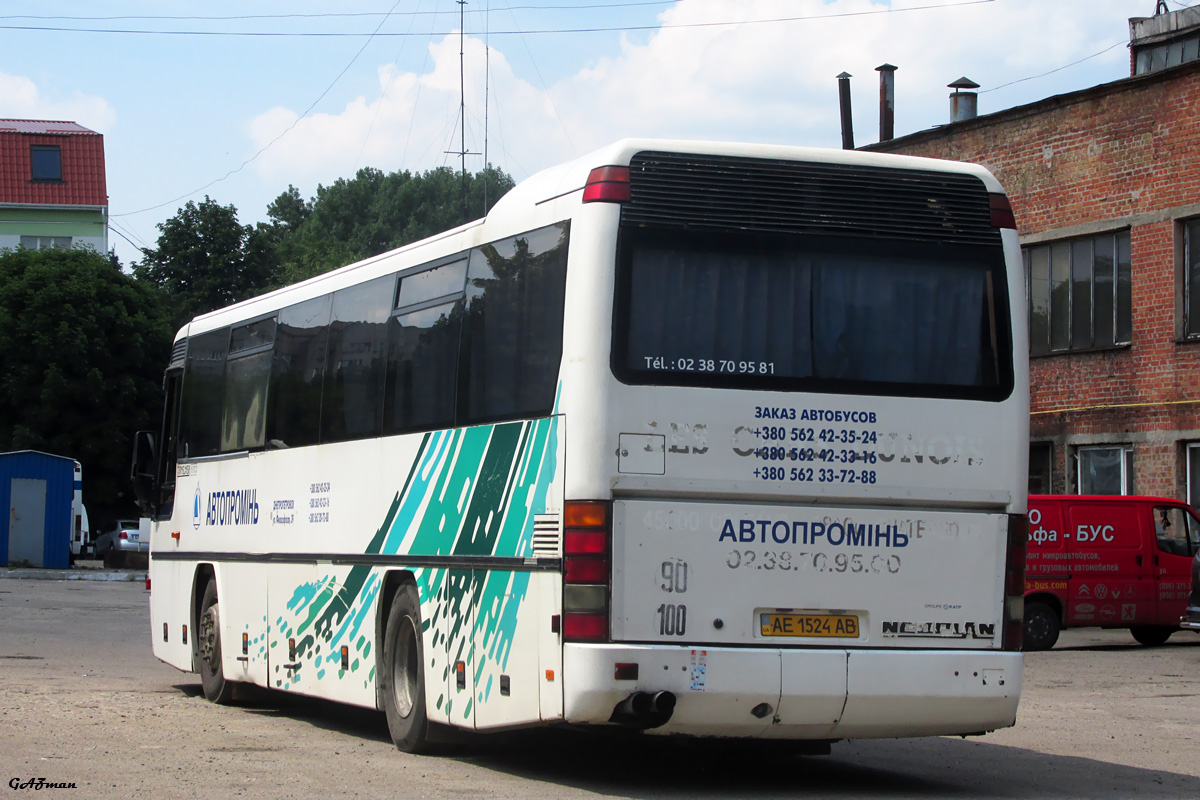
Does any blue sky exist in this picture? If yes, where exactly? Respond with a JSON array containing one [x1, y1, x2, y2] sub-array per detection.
[[1, 0, 1164, 266]]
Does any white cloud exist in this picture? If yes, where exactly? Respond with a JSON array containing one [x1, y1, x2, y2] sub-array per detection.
[[244, 0, 1136, 194], [0, 71, 116, 133]]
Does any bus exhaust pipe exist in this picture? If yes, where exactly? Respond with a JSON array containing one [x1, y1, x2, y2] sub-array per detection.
[[611, 690, 676, 729]]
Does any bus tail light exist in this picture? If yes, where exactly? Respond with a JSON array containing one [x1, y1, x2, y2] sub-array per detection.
[[563, 501, 611, 642], [582, 166, 631, 204], [989, 193, 1017, 229], [1003, 513, 1028, 651]]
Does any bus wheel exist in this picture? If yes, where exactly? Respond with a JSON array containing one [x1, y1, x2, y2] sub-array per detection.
[[382, 584, 432, 753], [197, 580, 235, 704], [1130, 625, 1174, 647], [1023, 602, 1060, 651]]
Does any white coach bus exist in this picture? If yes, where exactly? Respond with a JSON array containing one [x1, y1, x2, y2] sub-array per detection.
[[133, 139, 1029, 753]]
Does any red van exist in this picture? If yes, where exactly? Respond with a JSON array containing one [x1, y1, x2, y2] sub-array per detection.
[[1024, 495, 1200, 650]]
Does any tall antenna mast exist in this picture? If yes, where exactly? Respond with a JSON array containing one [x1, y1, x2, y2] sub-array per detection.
[[458, 0, 467, 223], [445, 1, 479, 223]]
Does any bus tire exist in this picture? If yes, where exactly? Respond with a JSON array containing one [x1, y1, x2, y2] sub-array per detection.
[[1023, 602, 1060, 651], [381, 584, 432, 753], [1130, 625, 1174, 647], [198, 580, 235, 704]]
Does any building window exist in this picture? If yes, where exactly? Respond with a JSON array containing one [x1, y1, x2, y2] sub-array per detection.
[[19, 236, 72, 250], [1029, 442, 1053, 494], [1024, 231, 1131, 355], [1077, 445, 1133, 495], [1187, 444, 1200, 508], [30, 145, 62, 181], [1183, 219, 1200, 339]]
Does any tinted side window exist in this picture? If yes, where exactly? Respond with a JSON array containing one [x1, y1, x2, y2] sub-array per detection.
[[268, 296, 332, 448], [323, 275, 392, 443], [459, 223, 569, 424], [385, 260, 467, 434], [179, 329, 229, 459], [222, 318, 275, 452]]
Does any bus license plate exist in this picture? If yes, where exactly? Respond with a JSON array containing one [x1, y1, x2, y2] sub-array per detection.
[[760, 612, 859, 638]]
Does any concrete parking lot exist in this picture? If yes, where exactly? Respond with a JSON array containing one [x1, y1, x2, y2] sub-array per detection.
[[0, 577, 1197, 799]]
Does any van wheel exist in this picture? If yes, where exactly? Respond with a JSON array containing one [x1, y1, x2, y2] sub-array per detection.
[[381, 584, 433, 753], [1130, 625, 1174, 647], [1024, 602, 1060, 651], [197, 580, 235, 704]]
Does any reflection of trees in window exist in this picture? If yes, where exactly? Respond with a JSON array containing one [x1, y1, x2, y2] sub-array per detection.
[[322, 275, 392, 442], [221, 318, 275, 452], [179, 329, 229, 458], [460, 223, 570, 423], [1025, 232, 1131, 355], [268, 295, 331, 448], [385, 259, 467, 434]]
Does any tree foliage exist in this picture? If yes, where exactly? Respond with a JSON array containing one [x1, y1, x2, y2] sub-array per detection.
[[134, 196, 276, 326], [0, 247, 174, 526], [268, 165, 515, 284]]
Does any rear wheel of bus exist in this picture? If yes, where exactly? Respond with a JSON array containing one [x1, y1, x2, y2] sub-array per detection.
[[381, 583, 432, 753]]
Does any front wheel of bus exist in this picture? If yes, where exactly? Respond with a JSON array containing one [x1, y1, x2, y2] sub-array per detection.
[[382, 584, 432, 753], [198, 580, 235, 704]]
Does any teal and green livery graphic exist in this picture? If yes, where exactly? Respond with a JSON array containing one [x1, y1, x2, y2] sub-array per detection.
[[273, 414, 560, 721]]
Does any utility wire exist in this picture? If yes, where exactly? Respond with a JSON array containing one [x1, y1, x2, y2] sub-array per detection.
[[982, 40, 1128, 94], [112, 1, 404, 218], [0, 1, 997, 38], [0, 3, 676, 22]]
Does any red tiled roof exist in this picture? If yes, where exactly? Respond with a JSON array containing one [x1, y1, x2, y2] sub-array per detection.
[[0, 119, 107, 206], [0, 119, 98, 135]]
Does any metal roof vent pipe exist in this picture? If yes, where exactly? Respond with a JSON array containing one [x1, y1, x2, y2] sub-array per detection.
[[837, 72, 855, 150], [876, 63, 897, 142], [949, 77, 980, 122]]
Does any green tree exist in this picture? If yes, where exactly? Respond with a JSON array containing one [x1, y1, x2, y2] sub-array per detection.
[[270, 164, 515, 284], [134, 196, 276, 325], [0, 247, 174, 526]]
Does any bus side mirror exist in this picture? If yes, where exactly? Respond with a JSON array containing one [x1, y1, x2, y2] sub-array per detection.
[[131, 430, 158, 514]]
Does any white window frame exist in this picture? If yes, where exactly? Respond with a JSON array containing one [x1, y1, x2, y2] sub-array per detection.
[[1076, 445, 1134, 495]]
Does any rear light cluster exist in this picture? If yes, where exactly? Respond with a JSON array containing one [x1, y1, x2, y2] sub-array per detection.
[[1003, 513, 1028, 651], [582, 166, 631, 204], [989, 193, 1017, 230], [562, 501, 611, 642]]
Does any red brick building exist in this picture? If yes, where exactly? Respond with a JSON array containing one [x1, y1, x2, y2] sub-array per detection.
[[869, 7, 1200, 502]]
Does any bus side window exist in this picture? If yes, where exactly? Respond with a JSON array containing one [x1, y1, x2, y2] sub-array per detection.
[[268, 295, 332, 449], [178, 329, 230, 459], [459, 222, 569, 424], [221, 317, 276, 452], [385, 259, 467, 435], [322, 275, 392, 444]]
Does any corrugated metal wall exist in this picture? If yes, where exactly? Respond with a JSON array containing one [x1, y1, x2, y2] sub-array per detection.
[[0, 450, 74, 568]]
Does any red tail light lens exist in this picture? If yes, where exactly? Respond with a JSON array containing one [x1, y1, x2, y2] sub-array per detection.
[[562, 500, 611, 642], [1003, 513, 1028, 651], [582, 166, 631, 204], [989, 193, 1017, 229], [119, 531, 129, 540]]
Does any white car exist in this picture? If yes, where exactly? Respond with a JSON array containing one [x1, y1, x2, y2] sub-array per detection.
[[94, 519, 147, 568]]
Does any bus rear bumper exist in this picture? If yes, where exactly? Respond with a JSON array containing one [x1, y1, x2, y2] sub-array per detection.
[[562, 644, 1022, 740]]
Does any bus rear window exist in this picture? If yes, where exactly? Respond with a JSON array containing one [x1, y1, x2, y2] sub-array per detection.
[[612, 233, 1012, 400]]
